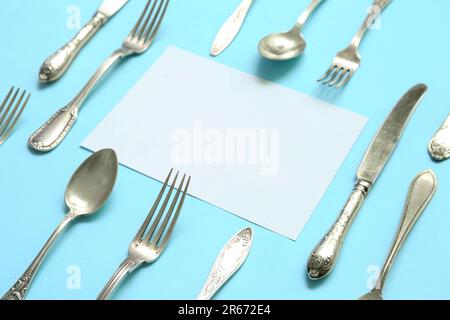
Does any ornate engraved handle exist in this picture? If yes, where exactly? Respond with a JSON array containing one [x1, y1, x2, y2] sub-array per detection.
[[350, 0, 392, 48], [97, 259, 138, 300], [307, 180, 371, 280], [374, 170, 436, 293], [28, 102, 79, 152], [210, 0, 254, 56], [39, 12, 108, 83], [30, 49, 127, 152], [197, 228, 253, 300], [428, 114, 450, 161], [2, 214, 74, 300]]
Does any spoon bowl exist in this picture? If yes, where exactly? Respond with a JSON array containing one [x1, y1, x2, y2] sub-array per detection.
[[65, 149, 118, 216], [258, 29, 306, 61], [257, 0, 323, 61]]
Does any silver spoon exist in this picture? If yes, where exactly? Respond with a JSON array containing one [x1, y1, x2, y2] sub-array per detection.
[[258, 0, 324, 60], [2, 149, 118, 300], [359, 170, 437, 300]]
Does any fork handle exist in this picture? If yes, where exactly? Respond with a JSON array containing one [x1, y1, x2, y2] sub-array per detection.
[[29, 48, 129, 152], [39, 11, 108, 83], [351, 0, 392, 48], [97, 259, 139, 300]]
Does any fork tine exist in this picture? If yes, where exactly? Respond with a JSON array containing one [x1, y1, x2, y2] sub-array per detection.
[[0, 92, 30, 146], [332, 69, 349, 88], [133, 169, 173, 242], [158, 176, 190, 251], [323, 67, 340, 85], [136, 0, 158, 40], [143, 0, 170, 44], [129, 0, 152, 38], [317, 65, 335, 83], [336, 71, 352, 89], [142, 171, 179, 243], [151, 174, 186, 246], [0, 87, 14, 115], [328, 68, 345, 87], [0, 89, 25, 133], [0, 88, 19, 126]]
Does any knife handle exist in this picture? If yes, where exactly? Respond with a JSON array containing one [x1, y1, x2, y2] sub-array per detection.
[[39, 11, 108, 83], [307, 180, 371, 280]]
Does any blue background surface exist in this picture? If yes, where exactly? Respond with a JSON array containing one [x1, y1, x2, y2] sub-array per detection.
[[0, 0, 449, 300]]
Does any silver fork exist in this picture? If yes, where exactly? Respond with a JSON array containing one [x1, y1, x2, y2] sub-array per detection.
[[29, 0, 170, 152], [317, 0, 392, 89], [0, 87, 30, 146], [97, 169, 190, 300]]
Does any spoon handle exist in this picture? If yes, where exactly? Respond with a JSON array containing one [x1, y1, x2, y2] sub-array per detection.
[[374, 170, 436, 292], [2, 214, 74, 300], [295, 0, 324, 29]]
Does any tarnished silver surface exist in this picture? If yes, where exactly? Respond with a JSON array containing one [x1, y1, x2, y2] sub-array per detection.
[[359, 170, 437, 300], [318, 0, 392, 89], [30, 0, 169, 152], [307, 84, 428, 280], [210, 0, 254, 57], [97, 170, 190, 300], [428, 114, 450, 161], [197, 228, 253, 300], [39, 0, 128, 83], [2, 149, 118, 300], [0, 87, 31, 146], [258, 0, 324, 60]]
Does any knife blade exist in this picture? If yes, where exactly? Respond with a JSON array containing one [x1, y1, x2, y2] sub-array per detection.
[[307, 84, 428, 280], [39, 0, 129, 83], [98, 0, 128, 17], [197, 228, 253, 300], [210, 0, 254, 57]]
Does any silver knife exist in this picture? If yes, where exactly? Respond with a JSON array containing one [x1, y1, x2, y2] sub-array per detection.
[[39, 0, 128, 83], [307, 84, 428, 280], [197, 228, 253, 300], [210, 0, 254, 57]]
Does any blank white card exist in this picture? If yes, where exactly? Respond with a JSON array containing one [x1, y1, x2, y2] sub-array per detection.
[[82, 46, 367, 240]]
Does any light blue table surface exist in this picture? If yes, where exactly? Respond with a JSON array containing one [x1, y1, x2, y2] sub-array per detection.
[[1, 0, 449, 300]]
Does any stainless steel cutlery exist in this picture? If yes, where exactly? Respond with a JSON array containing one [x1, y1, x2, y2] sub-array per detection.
[[359, 170, 437, 300], [197, 228, 253, 300], [210, 0, 254, 57], [258, 0, 324, 61], [429, 114, 450, 161], [317, 0, 392, 89], [2, 149, 118, 300], [97, 169, 190, 300], [39, 0, 129, 83], [0, 87, 30, 147], [307, 84, 428, 280], [29, 0, 169, 152]]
